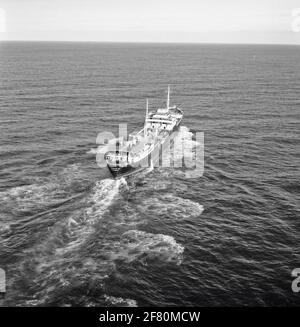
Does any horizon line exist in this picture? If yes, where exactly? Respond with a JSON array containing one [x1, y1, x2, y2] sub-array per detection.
[[0, 40, 299, 46]]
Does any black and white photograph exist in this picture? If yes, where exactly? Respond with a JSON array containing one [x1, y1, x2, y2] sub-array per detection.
[[0, 0, 299, 311]]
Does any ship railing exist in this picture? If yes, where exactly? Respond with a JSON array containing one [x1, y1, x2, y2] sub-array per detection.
[[105, 151, 131, 163]]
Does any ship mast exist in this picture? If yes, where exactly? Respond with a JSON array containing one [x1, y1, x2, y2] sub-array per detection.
[[146, 98, 149, 118], [167, 85, 170, 110], [144, 99, 149, 137]]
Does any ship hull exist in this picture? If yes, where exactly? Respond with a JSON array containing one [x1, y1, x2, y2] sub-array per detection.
[[107, 120, 181, 179], [107, 164, 144, 178]]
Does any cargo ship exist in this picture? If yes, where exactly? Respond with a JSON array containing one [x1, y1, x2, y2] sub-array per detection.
[[104, 86, 183, 178]]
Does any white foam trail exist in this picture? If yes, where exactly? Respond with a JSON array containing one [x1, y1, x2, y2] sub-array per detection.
[[109, 230, 184, 265], [0, 183, 67, 213], [60, 164, 89, 185], [56, 178, 124, 255], [86, 148, 98, 154], [0, 164, 89, 213], [86, 145, 110, 155], [0, 222, 10, 233], [2, 174, 130, 305], [86, 179, 121, 218], [140, 194, 204, 220], [25, 257, 116, 306], [104, 295, 138, 307]]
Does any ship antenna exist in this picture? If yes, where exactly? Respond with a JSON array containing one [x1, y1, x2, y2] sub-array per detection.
[[167, 85, 170, 110]]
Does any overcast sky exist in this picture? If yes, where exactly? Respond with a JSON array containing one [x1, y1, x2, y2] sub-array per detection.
[[0, 0, 299, 44]]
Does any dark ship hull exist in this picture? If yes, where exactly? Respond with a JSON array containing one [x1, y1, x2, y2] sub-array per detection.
[[107, 164, 144, 178]]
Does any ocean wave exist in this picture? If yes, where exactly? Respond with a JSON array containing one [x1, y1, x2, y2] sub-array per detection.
[[109, 230, 184, 265], [56, 178, 125, 255], [1, 176, 125, 306], [0, 222, 10, 234], [23, 257, 116, 307], [103, 295, 138, 307], [86, 177, 127, 219], [139, 194, 204, 220], [0, 183, 68, 214], [86, 148, 98, 155], [0, 164, 92, 214]]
